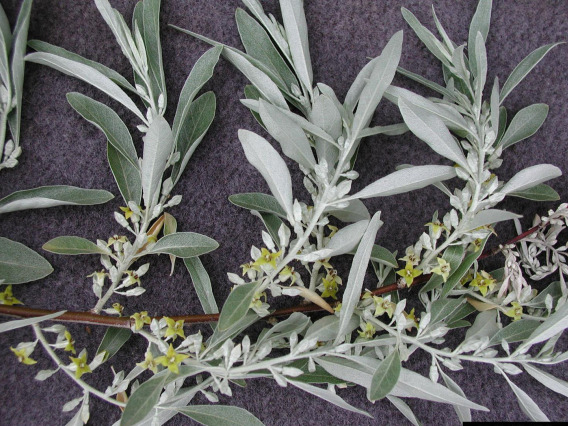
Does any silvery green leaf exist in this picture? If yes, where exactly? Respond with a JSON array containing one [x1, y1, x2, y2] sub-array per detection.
[[241, 0, 290, 58], [0, 5, 11, 49], [26, 52, 145, 122], [467, 0, 492, 78], [287, 359, 346, 385], [0, 310, 65, 333], [438, 368, 471, 422], [335, 212, 383, 345], [500, 164, 561, 195], [325, 199, 370, 223], [502, 373, 549, 421], [207, 311, 259, 354], [392, 368, 488, 411], [0, 237, 50, 284], [474, 32, 487, 102], [94, 0, 135, 61], [0, 26, 9, 93], [358, 123, 409, 138], [385, 86, 469, 134], [120, 372, 169, 426], [6, 0, 31, 145], [66, 92, 138, 168], [500, 43, 562, 103], [464, 209, 522, 231], [173, 26, 288, 110], [289, 381, 372, 418], [141, 116, 173, 207], [236, 8, 298, 91], [499, 104, 549, 149], [310, 220, 368, 260], [386, 396, 422, 426], [148, 232, 218, 258], [259, 100, 316, 170], [345, 165, 456, 201], [229, 193, 287, 218], [421, 246, 464, 294], [369, 245, 398, 268], [238, 129, 294, 219], [304, 314, 359, 342], [464, 310, 498, 342], [429, 297, 466, 326], [316, 356, 373, 388], [521, 301, 568, 348], [42, 236, 108, 255], [184, 257, 219, 315], [217, 282, 258, 332], [175, 405, 264, 426], [170, 91, 216, 185], [258, 212, 283, 249], [441, 236, 488, 297], [370, 349, 401, 400], [142, 0, 166, 107], [401, 8, 451, 66], [310, 93, 341, 166], [35, 369, 58, 382], [96, 327, 132, 362], [524, 364, 568, 398], [497, 106, 508, 142], [509, 184, 560, 202], [0, 185, 113, 214], [257, 313, 310, 347], [396, 66, 454, 99], [279, 0, 313, 93], [107, 142, 143, 205], [172, 46, 221, 139], [352, 31, 403, 139], [490, 77, 500, 135], [28, 40, 135, 92], [62, 396, 84, 413], [398, 98, 468, 170]]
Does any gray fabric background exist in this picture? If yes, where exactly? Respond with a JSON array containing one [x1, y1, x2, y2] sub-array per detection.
[[0, 0, 567, 424]]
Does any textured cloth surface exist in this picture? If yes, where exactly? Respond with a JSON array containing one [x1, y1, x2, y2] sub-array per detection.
[[0, 0, 567, 424]]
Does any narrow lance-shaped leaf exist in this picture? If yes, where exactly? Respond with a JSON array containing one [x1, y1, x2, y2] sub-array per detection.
[[464, 209, 522, 232], [524, 364, 568, 398], [280, 0, 313, 93], [7, 0, 32, 145], [500, 164, 561, 195], [229, 193, 287, 218], [386, 396, 421, 426], [141, 116, 173, 208], [171, 91, 216, 185], [148, 232, 218, 258], [499, 104, 549, 149], [304, 220, 369, 261], [352, 31, 403, 140], [0, 237, 53, 285], [42, 236, 108, 255], [184, 257, 219, 315], [175, 405, 265, 426], [107, 142, 143, 205], [28, 40, 136, 92], [172, 46, 221, 139], [501, 372, 549, 421], [441, 236, 489, 297], [335, 213, 383, 345], [370, 349, 401, 400], [0, 186, 113, 214], [500, 43, 563, 103], [439, 368, 472, 422], [0, 311, 65, 334], [66, 92, 138, 167], [521, 301, 568, 349], [401, 8, 451, 67], [509, 184, 560, 202], [398, 98, 469, 170], [344, 165, 456, 201], [142, 0, 166, 107], [26, 52, 146, 122], [217, 281, 258, 332], [259, 100, 316, 170], [120, 372, 170, 426], [468, 0, 492, 78], [474, 32, 487, 104], [238, 129, 294, 219], [97, 327, 132, 362]]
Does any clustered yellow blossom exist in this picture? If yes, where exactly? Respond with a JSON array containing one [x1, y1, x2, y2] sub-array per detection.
[[164, 317, 186, 341], [469, 271, 496, 296], [431, 258, 451, 282], [504, 302, 523, 321], [130, 311, 152, 330], [64, 331, 76, 354], [69, 352, 91, 379], [10, 346, 36, 365], [396, 262, 423, 286], [358, 322, 376, 339], [137, 351, 159, 373], [0, 285, 22, 306], [155, 344, 189, 374]]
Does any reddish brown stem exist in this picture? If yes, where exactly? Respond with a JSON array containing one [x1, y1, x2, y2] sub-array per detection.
[[0, 223, 541, 329]]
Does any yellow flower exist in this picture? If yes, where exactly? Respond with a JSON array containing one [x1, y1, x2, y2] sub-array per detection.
[[0, 285, 23, 306], [373, 296, 396, 318], [120, 206, 134, 220], [469, 271, 496, 296], [279, 266, 297, 284], [107, 235, 128, 246], [425, 221, 448, 238], [252, 248, 282, 269], [431, 258, 451, 282], [156, 344, 189, 374], [64, 331, 76, 354], [358, 322, 376, 339], [69, 352, 92, 379], [504, 302, 523, 321], [10, 346, 36, 365], [130, 311, 152, 330], [321, 277, 338, 299], [136, 351, 159, 373], [250, 292, 267, 310], [112, 303, 124, 316], [164, 317, 186, 341], [460, 271, 474, 286], [396, 262, 423, 286], [399, 247, 420, 266], [240, 261, 260, 276], [404, 308, 419, 330]]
